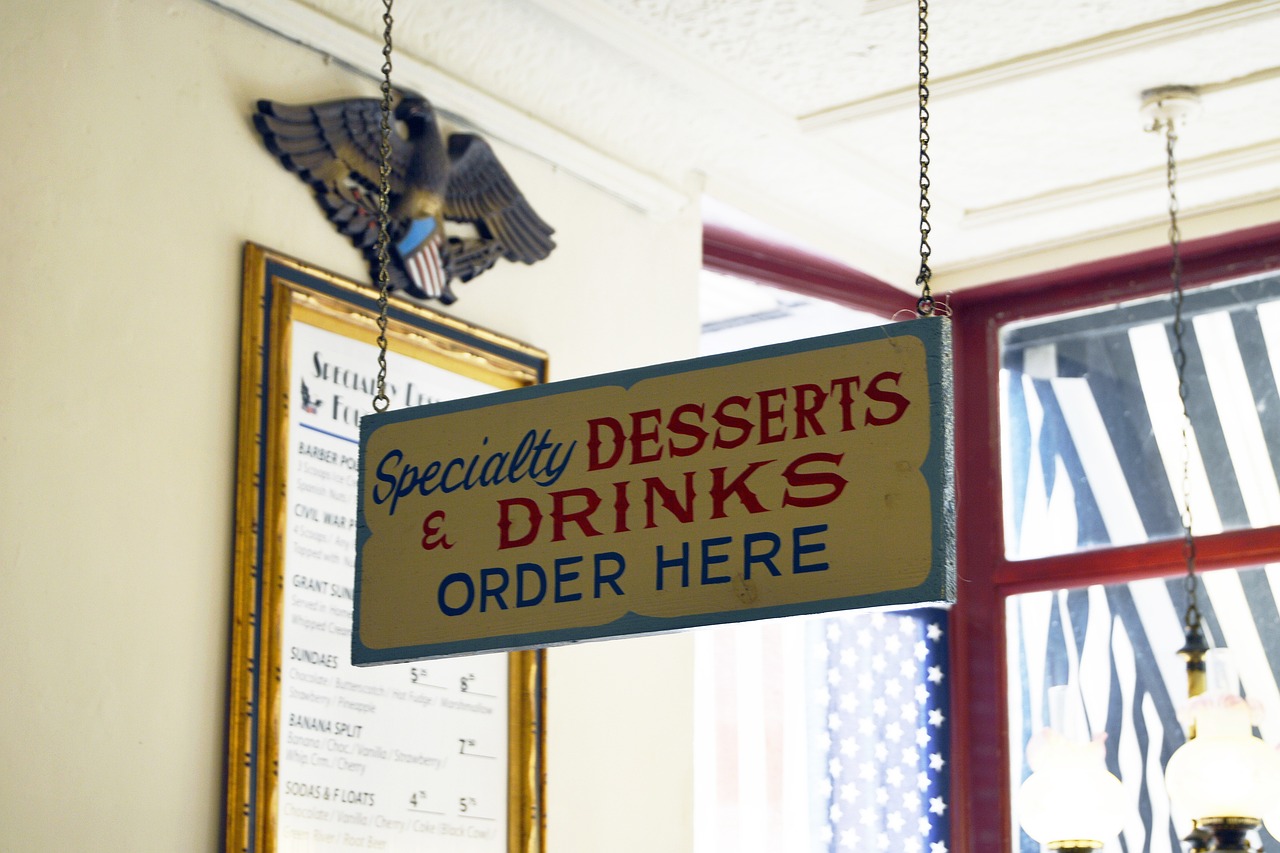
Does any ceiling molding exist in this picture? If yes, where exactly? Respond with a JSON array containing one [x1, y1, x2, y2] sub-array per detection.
[[203, 0, 691, 216], [962, 136, 1280, 226], [1199, 63, 1280, 94], [799, 0, 1280, 130], [937, 194, 1280, 291]]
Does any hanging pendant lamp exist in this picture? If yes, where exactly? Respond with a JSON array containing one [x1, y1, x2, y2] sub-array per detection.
[[1017, 687, 1126, 851], [1165, 652, 1280, 849], [1142, 84, 1280, 853]]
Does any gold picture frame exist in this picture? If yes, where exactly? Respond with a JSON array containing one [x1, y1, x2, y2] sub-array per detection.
[[226, 243, 547, 853]]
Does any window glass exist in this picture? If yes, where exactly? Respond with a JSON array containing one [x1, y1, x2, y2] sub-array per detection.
[[694, 271, 950, 853], [1000, 274, 1280, 560], [694, 608, 951, 853], [1006, 564, 1280, 852], [698, 269, 886, 356]]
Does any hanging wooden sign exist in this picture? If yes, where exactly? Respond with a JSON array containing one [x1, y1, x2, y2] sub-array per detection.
[[354, 317, 955, 664]]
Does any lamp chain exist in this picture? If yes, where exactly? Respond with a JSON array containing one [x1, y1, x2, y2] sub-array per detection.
[[914, 0, 934, 317], [1163, 120, 1201, 636], [372, 0, 395, 414]]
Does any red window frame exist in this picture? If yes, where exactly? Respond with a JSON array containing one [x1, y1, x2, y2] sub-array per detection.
[[704, 218, 1280, 852]]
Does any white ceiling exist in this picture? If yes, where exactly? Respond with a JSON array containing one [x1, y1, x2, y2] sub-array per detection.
[[216, 0, 1280, 293]]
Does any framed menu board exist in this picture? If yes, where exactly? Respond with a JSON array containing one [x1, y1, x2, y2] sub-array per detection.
[[226, 243, 547, 853]]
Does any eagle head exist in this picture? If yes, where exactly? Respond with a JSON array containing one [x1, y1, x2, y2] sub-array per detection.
[[395, 96, 436, 137]]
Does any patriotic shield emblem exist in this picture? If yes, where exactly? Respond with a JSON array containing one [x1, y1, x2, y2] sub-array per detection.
[[396, 217, 447, 299]]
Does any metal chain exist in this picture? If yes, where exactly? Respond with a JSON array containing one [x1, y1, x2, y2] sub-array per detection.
[[372, 0, 395, 414], [1164, 119, 1201, 633], [915, 0, 934, 317]]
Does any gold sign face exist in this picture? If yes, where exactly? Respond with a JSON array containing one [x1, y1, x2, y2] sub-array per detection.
[[355, 319, 954, 663]]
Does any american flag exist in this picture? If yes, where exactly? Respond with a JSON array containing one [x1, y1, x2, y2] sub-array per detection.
[[693, 609, 951, 853], [813, 608, 952, 853]]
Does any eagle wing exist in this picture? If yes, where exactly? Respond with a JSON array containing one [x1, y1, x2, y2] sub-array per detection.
[[254, 98, 411, 197], [254, 98, 418, 294], [443, 134, 556, 264]]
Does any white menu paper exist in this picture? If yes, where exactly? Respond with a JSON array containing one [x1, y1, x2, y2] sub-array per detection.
[[276, 319, 512, 852]]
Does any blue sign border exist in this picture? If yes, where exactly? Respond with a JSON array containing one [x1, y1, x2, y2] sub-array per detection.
[[354, 317, 955, 664]]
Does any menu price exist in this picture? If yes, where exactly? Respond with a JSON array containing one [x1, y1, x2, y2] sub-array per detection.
[[277, 319, 512, 851]]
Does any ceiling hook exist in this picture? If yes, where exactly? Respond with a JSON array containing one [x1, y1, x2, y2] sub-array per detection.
[[1140, 85, 1201, 133]]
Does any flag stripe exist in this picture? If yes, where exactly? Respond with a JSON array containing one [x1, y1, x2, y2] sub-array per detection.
[[1231, 310, 1280, 488], [1178, 321, 1252, 529], [1197, 311, 1280, 526], [400, 224, 446, 298]]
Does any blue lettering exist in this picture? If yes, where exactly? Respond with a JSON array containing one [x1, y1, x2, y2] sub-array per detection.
[[793, 524, 829, 573], [372, 450, 402, 510], [440, 457, 468, 493], [516, 563, 547, 607], [700, 536, 732, 585], [438, 572, 475, 616], [743, 531, 782, 579], [479, 567, 510, 612], [554, 556, 583, 603], [594, 553, 626, 598], [368, 430, 575, 517], [655, 542, 690, 591], [479, 450, 509, 486], [421, 460, 441, 492]]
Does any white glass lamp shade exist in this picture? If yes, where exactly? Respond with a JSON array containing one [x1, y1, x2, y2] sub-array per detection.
[[1019, 728, 1127, 847], [1266, 747, 1280, 831], [1165, 692, 1280, 823]]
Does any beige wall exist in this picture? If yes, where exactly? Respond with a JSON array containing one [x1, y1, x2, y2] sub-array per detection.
[[0, 1, 700, 850]]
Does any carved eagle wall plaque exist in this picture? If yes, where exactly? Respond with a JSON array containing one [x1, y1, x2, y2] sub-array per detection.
[[254, 95, 555, 304]]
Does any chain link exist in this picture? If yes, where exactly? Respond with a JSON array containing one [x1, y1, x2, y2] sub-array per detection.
[[915, 0, 934, 317], [372, 0, 395, 414], [1163, 119, 1201, 634]]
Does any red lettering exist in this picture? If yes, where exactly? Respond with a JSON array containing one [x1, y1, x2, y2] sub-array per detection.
[[629, 409, 664, 464], [585, 370, 893, 474], [709, 461, 773, 518], [865, 371, 910, 426], [711, 395, 753, 449], [421, 510, 455, 550], [612, 481, 631, 533], [497, 498, 541, 550], [792, 383, 828, 438], [781, 452, 848, 508], [666, 403, 707, 458], [644, 472, 697, 528], [587, 417, 625, 471], [757, 387, 787, 444], [550, 488, 603, 541], [829, 376, 862, 431]]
